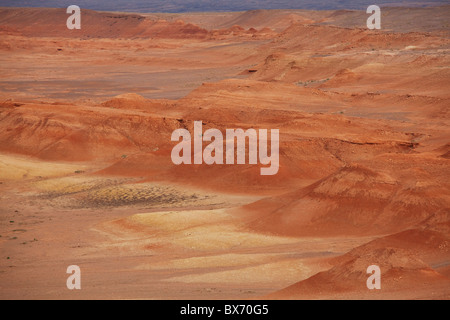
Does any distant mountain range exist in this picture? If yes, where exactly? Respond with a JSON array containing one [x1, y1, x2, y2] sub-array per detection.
[[1, 0, 448, 13]]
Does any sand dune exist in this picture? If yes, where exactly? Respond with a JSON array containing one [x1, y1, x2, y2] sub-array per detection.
[[269, 224, 450, 299], [240, 162, 450, 236]]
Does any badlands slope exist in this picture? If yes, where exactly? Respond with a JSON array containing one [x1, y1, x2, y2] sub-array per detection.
[[0, 6, 449, 299]]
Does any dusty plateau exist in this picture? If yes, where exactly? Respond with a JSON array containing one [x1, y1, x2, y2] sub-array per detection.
[[0, 6, 449, 299]]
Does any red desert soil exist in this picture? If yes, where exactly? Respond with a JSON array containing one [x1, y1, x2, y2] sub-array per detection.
[[0, 6, 449, 299]]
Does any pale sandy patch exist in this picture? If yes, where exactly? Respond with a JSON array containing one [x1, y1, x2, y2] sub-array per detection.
[[0, 154, 87, 181], [114, 209, 302, 251], [136, 253, 281, 270], [165, 259, 313, 285]]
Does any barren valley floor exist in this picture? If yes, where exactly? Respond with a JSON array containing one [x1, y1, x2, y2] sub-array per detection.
[[0, 7, 449, 299]]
